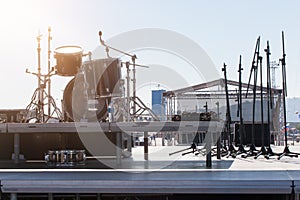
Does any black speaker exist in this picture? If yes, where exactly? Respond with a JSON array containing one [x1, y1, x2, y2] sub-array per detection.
[[235, 123, 273, 146]]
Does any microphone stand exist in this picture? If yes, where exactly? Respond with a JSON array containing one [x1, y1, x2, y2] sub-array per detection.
[[277, 31, 300, 159], [169, 132, 204, 156], [242, 37, 260, 158], [264, 41, 279, 157], [254, 56, 269, 159], [222, 63, 236, 158], [235, 55, 247, 156]]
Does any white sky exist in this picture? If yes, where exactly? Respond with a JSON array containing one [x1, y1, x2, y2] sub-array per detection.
[[0, 0, 299, 109]]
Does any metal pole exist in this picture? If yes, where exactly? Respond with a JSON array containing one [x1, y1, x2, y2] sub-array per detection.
[[238, 55, 245, 146], [222, 63, 233, 153], [216, 102, 221, 159], [14, 133, 20, 164], [144, 131, 149, 160], [281, 32, 288, 148], [260, 56, 265, 147], [125, 62, 132, 153], [132, 56, 137, 119], [37, 33, 44, 122], [47, 27, 52, 118]]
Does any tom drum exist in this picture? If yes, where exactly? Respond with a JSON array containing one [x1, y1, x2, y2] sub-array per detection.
[[54, 46, 83, 76]]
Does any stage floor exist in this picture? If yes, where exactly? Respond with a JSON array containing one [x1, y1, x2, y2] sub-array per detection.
[[0, 145, 300, 195]]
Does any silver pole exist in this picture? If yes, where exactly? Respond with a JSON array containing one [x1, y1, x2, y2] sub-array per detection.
[[126, 62, 132, 152], [47, 26, 52, 118]]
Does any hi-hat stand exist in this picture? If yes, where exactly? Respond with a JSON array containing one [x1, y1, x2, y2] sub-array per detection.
[[25, 31, 62, 123], [277, 31, 300, 159], [242, 37, 261, 158]]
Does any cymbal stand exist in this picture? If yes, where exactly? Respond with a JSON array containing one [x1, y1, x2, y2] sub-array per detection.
[[242, 37, 261, 158], [222, 63, 236, 158], [25, 69, 62, 122], [235, 55, 247, 156], [47, 26, 52, 118], [99, 31, 151, 121], [24, 32, 62, 123], [277, 31, 300, 159]]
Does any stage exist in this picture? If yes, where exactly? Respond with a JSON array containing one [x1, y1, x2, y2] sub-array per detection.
[[0, 144, 300, 199]]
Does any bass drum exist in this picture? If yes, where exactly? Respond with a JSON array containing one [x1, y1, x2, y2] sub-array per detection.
[[62, 58, 122, 122]]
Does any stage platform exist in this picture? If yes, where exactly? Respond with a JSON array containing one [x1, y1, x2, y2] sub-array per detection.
[[0, 122, 299, 199], [0, 145, 299, 199]]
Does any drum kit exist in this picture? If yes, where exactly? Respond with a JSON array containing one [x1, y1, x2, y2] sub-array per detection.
[[24, 28, 124, 123], [23, 26, 159, 125]]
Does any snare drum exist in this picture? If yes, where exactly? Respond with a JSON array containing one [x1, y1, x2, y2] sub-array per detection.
[[54, 46, 83, 76]]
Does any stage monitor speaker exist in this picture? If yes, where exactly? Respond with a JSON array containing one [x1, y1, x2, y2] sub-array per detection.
[[235, 123, 274, 146]]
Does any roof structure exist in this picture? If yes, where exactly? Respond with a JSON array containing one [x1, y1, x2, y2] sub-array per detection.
[[163, 78, 282, 98]]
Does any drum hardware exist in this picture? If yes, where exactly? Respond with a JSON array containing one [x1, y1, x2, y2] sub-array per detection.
[[99, 31, 151, 122], [24, 30, 63, 123], [99, 31, 154, 153], [45, 149, 86, 167], [47, 27, 52, 118]]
